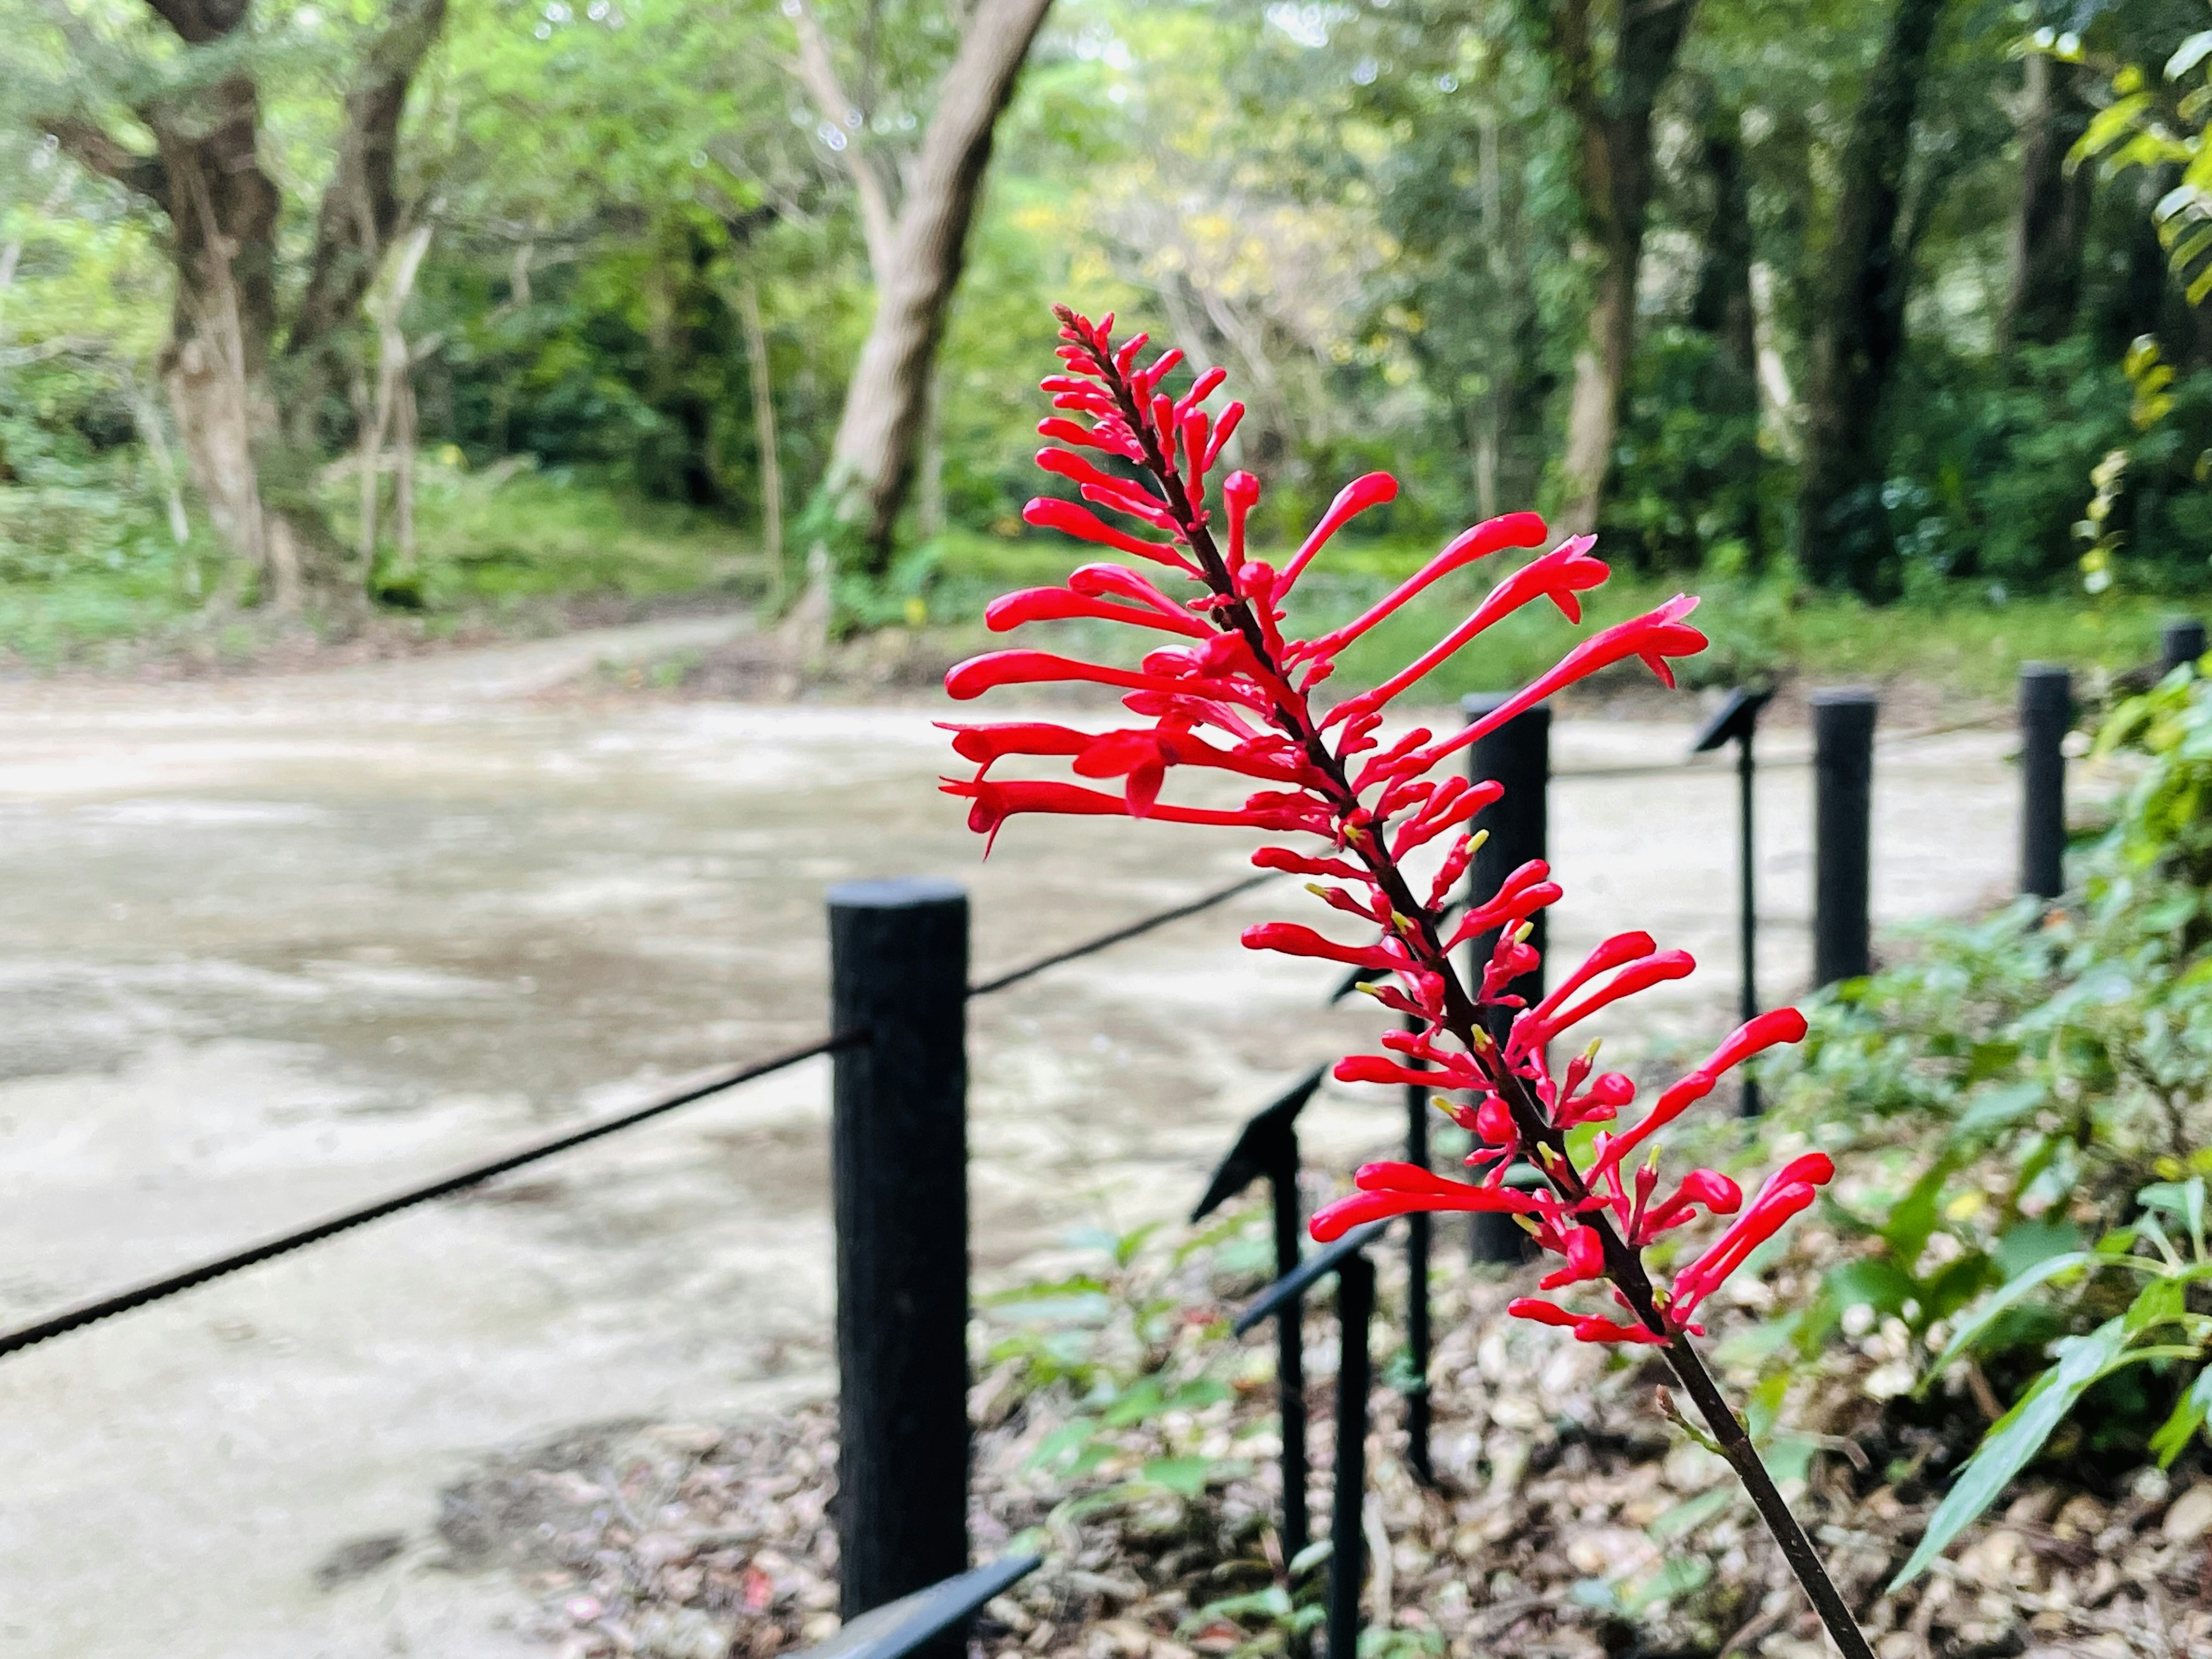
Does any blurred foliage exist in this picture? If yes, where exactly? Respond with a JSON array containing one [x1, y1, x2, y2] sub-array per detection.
[[1758, 665, 2212, 1571], [16, 0, 2212, 652]]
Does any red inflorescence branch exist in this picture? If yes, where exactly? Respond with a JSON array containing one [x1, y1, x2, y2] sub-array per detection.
[[938, 305, 1873, 1659], [941, 305, 1830, 1351]]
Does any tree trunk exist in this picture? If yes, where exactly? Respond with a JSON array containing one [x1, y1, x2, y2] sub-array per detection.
[[1692, 118, 1758, 392], [1531, 0, 1698, 535], [151, 94, 313, 608], [1794, 0, 1949, 596], [1691, 107, 1763, 558], [737, 274, 787, 602], [2002, 52, 2092, 351], [42, 0, 445, 612], [805, 0, 1055, 580]]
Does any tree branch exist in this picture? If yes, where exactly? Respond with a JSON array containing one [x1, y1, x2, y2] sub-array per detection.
[[40, 116, 166, 201], [785, 0, 898, 277], [285, 0, 448, 362], [142, 0, 250, 43]]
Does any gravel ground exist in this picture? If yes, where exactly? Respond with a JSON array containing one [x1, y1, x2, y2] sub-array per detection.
[[435, 1222, 2212, 1659]]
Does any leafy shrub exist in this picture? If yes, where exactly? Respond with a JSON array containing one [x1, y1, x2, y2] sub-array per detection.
[[1758, 665, 2212, 1571]]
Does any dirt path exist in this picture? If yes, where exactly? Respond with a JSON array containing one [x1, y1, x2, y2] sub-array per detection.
[[0, 630, 2041, 1658]]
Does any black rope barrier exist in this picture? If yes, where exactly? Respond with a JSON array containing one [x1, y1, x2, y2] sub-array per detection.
[[0, 1031, 858, 1361], [967, 871, 1278, 997], [0, 708, 2011, 1365]]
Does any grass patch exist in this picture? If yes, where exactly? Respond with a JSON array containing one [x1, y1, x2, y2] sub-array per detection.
[[363, 458, 765, 611]]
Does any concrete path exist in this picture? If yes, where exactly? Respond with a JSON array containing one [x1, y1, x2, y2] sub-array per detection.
[[0, 631, 2039, 1657]]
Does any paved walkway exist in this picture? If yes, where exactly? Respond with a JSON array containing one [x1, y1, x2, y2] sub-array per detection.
[[0, 628, 2038, 1657]]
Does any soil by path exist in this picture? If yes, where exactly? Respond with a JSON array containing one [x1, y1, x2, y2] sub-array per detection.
[[0, 626, 2051, 1657]]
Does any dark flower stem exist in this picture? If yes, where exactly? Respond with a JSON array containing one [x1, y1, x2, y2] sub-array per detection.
[[1077, 310, 1875, 1659]]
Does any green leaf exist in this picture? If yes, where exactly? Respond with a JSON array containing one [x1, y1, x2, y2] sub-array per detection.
[[1955, 1080, 2046, 1137], [2078, 92, 2156, 161], [1029, 1417, 1113, 1476], [1646, 1488, 1733, 1544], [1100, 1376, 1167, 1426], [1993, 1219, 2082, 1281], [2149, 1365, 2212, 1466], [2172, 31, 2212, 81], [1880, 1157, 1957, 1267], [1619, 1555, 1711, 1613], [1137, 1456, 1216, 1498], [2138, 1178, 2207, 1258], [1925, 1252, 2097, 1378], [1827, 1257, 1916, 1317], [1892, 1317, 2132, 1590], [1762, 1436, 1820, 1486]]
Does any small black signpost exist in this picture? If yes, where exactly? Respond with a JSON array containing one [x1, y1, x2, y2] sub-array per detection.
[[1690, 687, 1773, 1114], [1192, 1064, 1327, 1554], [1236, 1219, 1389, 1659]]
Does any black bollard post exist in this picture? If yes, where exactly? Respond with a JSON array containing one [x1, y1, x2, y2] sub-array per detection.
[[828, 878, 971, 1648], [1461, 694, 1547, 1264], [1691, 688, 1773, 1113], [2162, 618, 2207, 679], [2019, 665, 2071, 902], [1400, 1015, 1432, 1486], [1810, 690, 1877, 988], [1267, 1135, 1311, 1559], [1327, 1250, 1374, 1659]]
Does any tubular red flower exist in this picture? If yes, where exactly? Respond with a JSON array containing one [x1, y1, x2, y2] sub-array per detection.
[[1671, 1153, 1835, 1315], [1405, 595, 1710, 761], [944, 649, 1248, 704], [1310, 1161, 1539, 1240], [1538, 1225, 1606, 1290], [1241, 922, 1404, 971], [1021, 497, 1197, 570], [1513, 949, 1696, 1053], [1506, 1298, 1666, 1346], [1295, 512, 1551, 662], [1275, 472, 1398, 592], [937, 721, 1096, 773], [1321, 537, 1612, 727], [986, 586, 1213, 637], [1592, 1007, 1811, 1177]]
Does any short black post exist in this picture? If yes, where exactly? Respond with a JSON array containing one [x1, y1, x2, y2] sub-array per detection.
[[828, 878, 971, 1647], [1400, 1016, 1431, 1486], [1810, 690, 1877, 988], [2019, 665, 2071, 902], [1328, 1250, 1375, 1659], [1461, 693, 1547, 1263], [1735, 731, 1761, 1115], [1267, 1137, 1311, 1560], [2162, 618, 2207, 679]]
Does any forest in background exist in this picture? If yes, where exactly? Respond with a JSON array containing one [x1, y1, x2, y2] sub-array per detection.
[[10, 0, 2212, 669]]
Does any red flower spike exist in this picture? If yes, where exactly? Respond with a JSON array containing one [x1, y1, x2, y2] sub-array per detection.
[[950, 305, 1821, 1365]]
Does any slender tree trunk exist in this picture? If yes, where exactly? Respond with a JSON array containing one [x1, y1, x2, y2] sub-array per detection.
[[43, 0, 445, 612], [1691, 107, 1763, 559], [1794, 0, 1949, 596], [1530, 0, 1697, 535], [802, 0, 1055, 581], [2002, 53, 2092, 351], [736, 274, 787, 603]]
